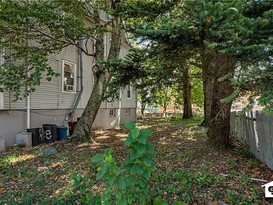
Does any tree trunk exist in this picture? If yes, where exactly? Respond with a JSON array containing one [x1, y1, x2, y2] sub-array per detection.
[[203, 50, 235, 149], [70, 71, 109, 142], [201, 71, 214, 126], [163, 103, 167, 113], [207, 76, 233, 149], [201, 47, 213, 127], [182, 65, 193, 119], [70, 8, 122, 143], [141, 102, 146, 118]]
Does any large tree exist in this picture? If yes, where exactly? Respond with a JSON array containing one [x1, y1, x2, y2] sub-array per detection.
[[70, 1, 124, 142]]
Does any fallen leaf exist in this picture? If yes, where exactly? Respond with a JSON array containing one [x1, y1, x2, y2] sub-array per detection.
[[0, 188, 7, 193], [37, 167, 49, 172]]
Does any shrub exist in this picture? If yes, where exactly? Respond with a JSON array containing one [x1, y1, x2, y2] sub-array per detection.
[[71, 123, 156, 205]]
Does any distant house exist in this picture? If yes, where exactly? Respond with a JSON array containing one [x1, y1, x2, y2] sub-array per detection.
[[0, 24, 136, 147]]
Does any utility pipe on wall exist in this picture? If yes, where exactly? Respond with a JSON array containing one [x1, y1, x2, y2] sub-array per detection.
[[117, 88, 122, 127], [68, 39, 84, 119], [26, 3, 31, 129], [27, 93, 30, 129]]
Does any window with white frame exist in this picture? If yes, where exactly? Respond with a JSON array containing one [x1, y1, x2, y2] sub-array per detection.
[[127, 85, 131, 99], [109, 109, 115, 117], [62, 60, 76, 93], [125, 108, 130, 115]]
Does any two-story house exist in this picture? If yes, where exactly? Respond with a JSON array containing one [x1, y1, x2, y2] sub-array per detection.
[[0, 29, 136, 147]]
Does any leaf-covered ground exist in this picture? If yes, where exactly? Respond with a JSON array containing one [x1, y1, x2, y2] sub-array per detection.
[[0, 116, 273, 204]]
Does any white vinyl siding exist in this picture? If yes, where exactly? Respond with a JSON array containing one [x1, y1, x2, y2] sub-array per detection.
[[25, 46, 78, 109], [119, 39, 131, 58], [79, 39, 95, 109], [1, 34, 133, 111], [121, 84, 136, 109], [106, 100, 118, 108], [125, 108, 130, 115]]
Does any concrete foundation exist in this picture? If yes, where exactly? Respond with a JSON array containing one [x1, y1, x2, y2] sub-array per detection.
[[0, 136, 5, 152], [0, 108, 136, 147]]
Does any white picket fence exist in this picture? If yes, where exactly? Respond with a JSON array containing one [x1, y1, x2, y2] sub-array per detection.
[[230, 111, 273, 170]]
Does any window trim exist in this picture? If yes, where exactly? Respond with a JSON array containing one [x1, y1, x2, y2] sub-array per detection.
[[62, 60, 77, 93]]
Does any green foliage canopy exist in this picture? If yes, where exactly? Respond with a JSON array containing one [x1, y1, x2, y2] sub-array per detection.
[[0, 0, 96, 100], [121, 0, 273, 111]]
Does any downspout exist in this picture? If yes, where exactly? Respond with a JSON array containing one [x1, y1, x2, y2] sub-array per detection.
[[68, 39, 84, 119], [27, 92, 30, 129], [26, 6, 30, 129], [135, 87, 137, 121], [0, 47, 5, 110], [117, 88, 122, 127]]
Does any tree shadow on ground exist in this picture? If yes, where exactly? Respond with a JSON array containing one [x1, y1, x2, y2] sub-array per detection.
[[1, 117, 273, 204]]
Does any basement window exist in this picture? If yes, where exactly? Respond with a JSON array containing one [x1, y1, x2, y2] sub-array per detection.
[[62, 60, 76, 93], [109, 109, 115, 117], [125, 108, 130, 115]]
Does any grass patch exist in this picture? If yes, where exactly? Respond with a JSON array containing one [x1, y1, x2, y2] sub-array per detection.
[[0, 117, 272, 204]]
